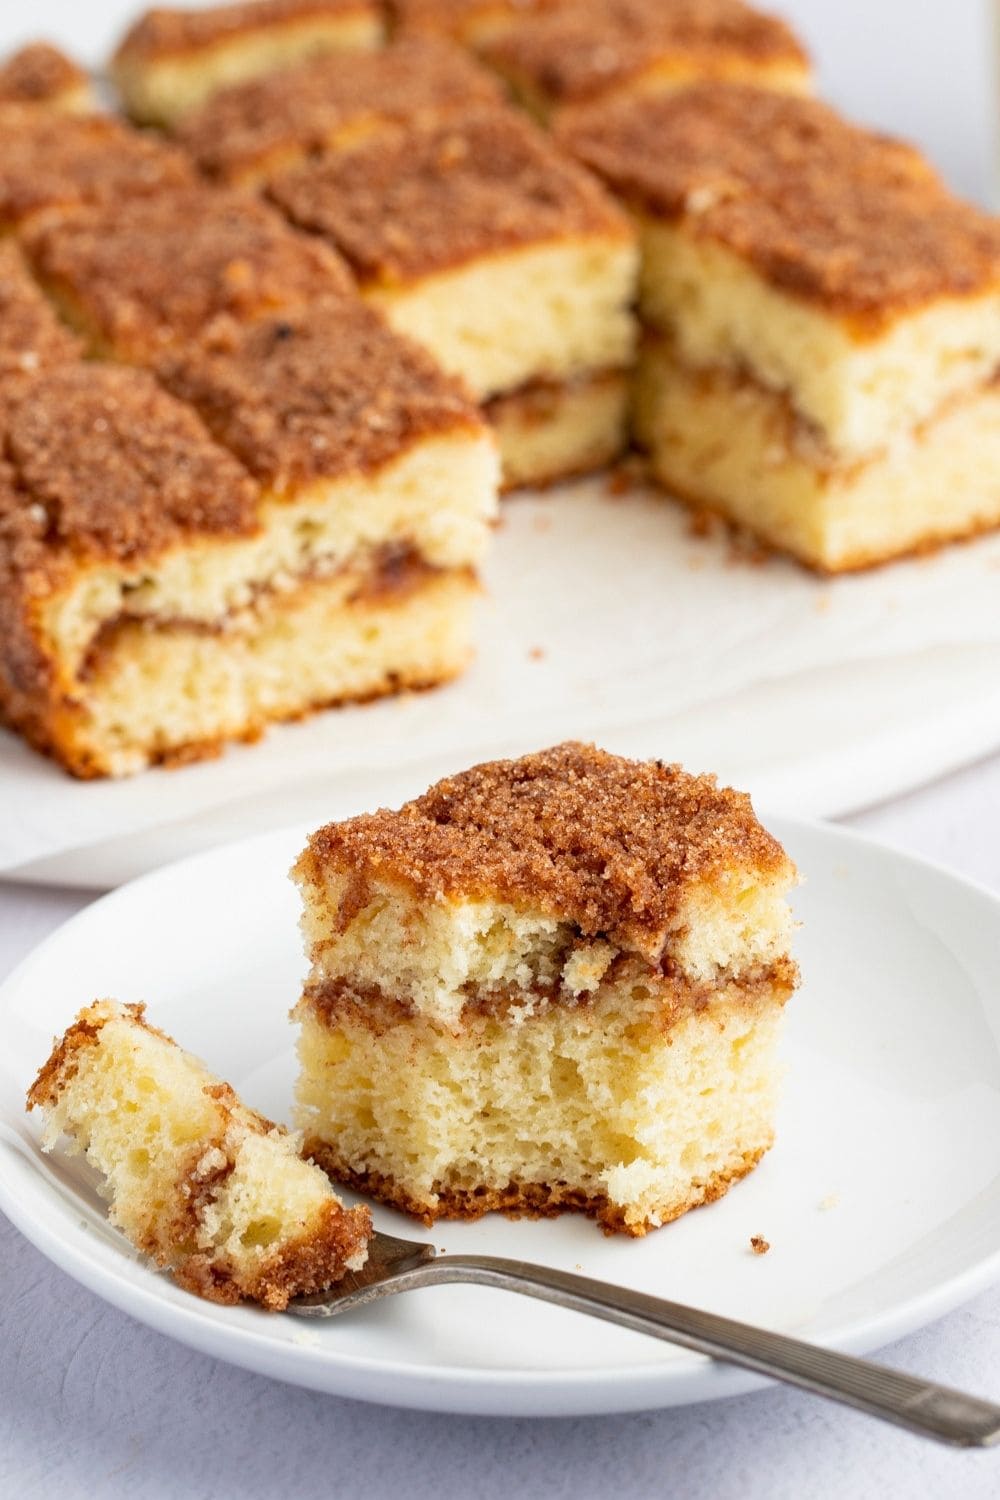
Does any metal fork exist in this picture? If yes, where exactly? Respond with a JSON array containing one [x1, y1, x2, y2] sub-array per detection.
[[288, 1228, 1000, 1446]]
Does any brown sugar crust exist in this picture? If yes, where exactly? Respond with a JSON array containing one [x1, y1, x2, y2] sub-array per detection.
[[267, 105, 630, 284], [306, 1142, 769, 1236], [113, 0, 377, 64], [157, 299, 485, 488], [482, 0, 809, 107], [0, 43, 88, 106], [0, 108, 195, 230], [177, 35, 504, 183], [25, 187, 352, 365], [300, 741, 794, 964], [0, 242, 82, 382], [561, 84, 1000, 327], [0, 364, 259, 568]]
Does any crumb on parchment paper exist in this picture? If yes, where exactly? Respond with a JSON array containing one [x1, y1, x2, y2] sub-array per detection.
[[750, 1235, 770, 1256]]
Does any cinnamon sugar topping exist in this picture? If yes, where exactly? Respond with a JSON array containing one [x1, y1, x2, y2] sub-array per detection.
[[0, 364, 258, 566], [268, 105, 630, 283], [178, 35, 504, 182], [482, 0, 809, 107], [25, 187, 353, 363], [303, 742, 793, 959], [157, 298, 484, 488], [0, 243, 82, 382], [561, 84, 1000, 323], [0, 108, 195, 230]]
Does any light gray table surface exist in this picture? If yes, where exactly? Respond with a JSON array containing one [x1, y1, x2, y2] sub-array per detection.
[[3, 1, 1000, 1495]]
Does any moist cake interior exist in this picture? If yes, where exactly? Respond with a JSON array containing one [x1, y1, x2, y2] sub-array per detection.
[[293, 743, 799, 1234]]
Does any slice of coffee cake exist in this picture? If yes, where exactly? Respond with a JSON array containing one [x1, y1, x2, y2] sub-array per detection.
[[481, 0, 811, 120], [27, 1001, 371, 1308], [563, 84, 1000, 570], [111, 0, 384, 125], [292, 743, 798, 1235], [1, 305, 496, 778], [177, 35, 505, 186], [268, 106, 637, 488]]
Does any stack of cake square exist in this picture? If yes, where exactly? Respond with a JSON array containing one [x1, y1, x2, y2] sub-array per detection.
[[177, 36, 640, 489], [291, 742, 799, 1234], [562, 83, 1000, 571]]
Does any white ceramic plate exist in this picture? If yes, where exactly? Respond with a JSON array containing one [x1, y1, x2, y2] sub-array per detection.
[[3, 814, 1000, 1417]]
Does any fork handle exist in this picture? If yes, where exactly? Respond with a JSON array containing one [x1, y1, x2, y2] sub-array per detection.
[[408, 1255, 1000, 1447]]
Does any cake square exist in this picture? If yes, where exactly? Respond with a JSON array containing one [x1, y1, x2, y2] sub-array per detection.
[[292, 742, 799, 1235], [111, 0, 385, 125], [0, 42, 94, 113], [28, 1000, 372, 1308], [177, 35, 506, 186], [480, 0, 811, 120], [0, 107, 196, 235], [562, 84, 1000, 570], [24, 186, 354, 364], [0, 242, 82, 384], [267, 105, 637, 487], [0, 303, 496, 778]]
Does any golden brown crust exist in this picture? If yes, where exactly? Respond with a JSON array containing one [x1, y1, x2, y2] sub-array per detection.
[[307, 1142, 769, 1235], [177, 35, 504, 183], [0, 108, 195, 230], [0, 242, 82, 382], [299, 742, 794, 963], [0, 43, 89, 107], [482, 0, 809, 108], [267, 105, 630, 284], [561, 84, 1000, 326], [157, 298, 485, 487], [113, 0, 379, 65], [24, 187, 353, 365]]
